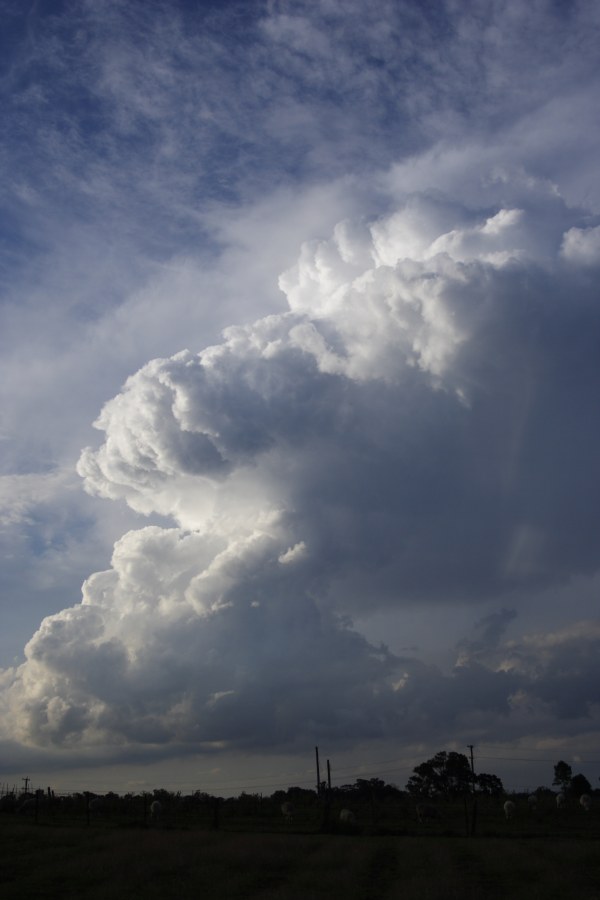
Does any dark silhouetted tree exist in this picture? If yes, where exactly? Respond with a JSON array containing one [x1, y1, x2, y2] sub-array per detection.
[[406, 751, 473, 797], [475, 773, 504, 796], [570, 773, 592, 796], [552, 760, 572, 792]]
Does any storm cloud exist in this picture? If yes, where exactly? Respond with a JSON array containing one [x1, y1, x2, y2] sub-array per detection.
[[78, 187, 600, 606], [2, 183, 600, 761]]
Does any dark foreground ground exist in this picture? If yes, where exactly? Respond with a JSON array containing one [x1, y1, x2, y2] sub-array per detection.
[[1, 820, 600, 900]]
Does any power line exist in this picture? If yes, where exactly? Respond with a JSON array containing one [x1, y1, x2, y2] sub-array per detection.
[[8, 746, 596, 799], [477, 754, 600, 765], [477, 742, 600, 755]]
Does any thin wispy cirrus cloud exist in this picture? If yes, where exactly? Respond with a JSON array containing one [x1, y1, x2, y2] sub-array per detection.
[[1, 0, 599, 795]]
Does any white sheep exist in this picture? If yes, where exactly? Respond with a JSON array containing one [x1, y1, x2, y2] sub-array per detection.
[[556, 792, 566, 809], [281, 801, 294, 823], [17, 797, 37, 815], [150, 800, 162, 822], [503, 800, 516, 820], [339, 808, 356, 824], [89, 797, 104, 815], [579, 793, 592, 812]]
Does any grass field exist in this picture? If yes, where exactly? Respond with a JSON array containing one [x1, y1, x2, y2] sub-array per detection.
[[2, 817, 600, 899]]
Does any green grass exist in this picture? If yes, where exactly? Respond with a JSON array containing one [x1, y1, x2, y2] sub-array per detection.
[[1, 819, 600, 899]]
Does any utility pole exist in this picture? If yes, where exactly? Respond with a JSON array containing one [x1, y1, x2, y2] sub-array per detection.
[[467, 745, 477, 837], [22, 776, 30, 795], [315, 746, 321, 795], [467, 745, 475, 786], [327, 759, 332, 792]]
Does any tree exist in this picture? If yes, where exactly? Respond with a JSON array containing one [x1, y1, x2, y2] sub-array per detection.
[[406, 751, 473, 797], [570, 773, 592, 796], [475, 773, 504, 797], [552, 760, 572, 792]]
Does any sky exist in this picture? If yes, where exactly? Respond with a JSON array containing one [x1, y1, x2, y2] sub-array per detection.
[[1, 0, 600, 798]]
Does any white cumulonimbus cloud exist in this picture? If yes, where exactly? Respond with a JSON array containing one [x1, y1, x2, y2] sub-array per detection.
[[2, 182, 600, 755]]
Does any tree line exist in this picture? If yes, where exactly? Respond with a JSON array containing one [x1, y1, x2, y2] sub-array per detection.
[[2, 752, 595, 815]]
